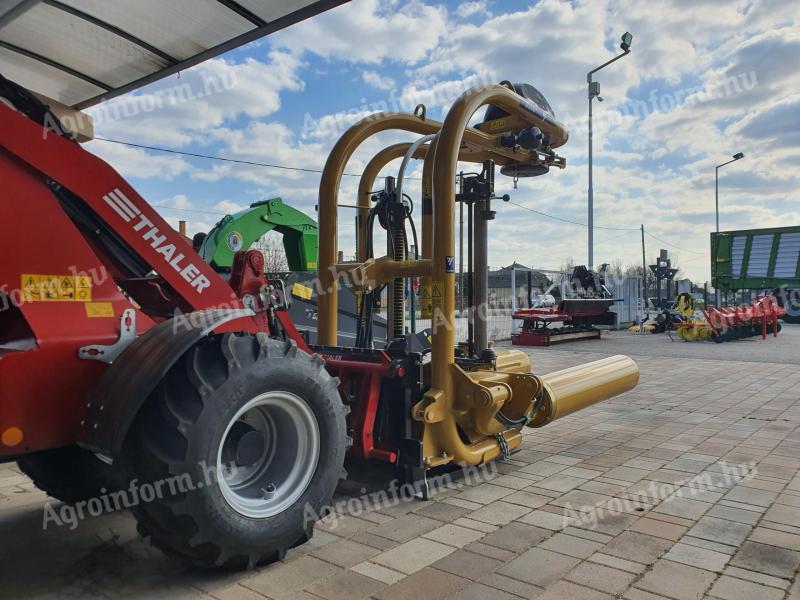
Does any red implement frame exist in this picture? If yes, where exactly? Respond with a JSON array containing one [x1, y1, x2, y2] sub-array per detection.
[[703, 295, 785, 339]]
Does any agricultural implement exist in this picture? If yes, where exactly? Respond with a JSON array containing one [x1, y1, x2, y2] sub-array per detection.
[[677, 295, 786, 342], [198, 197, 388, 345], [199, 197, 318, 272], [512, 266, 617, 346], [0, 60, 640, 570]]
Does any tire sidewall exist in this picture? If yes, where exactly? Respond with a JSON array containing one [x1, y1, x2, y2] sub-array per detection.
[[168, 353, 345, 553]]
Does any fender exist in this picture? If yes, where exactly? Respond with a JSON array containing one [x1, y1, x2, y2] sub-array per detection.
[[79, 308, 254, 459]]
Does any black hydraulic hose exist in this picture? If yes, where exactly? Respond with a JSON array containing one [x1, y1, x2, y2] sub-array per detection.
[[496, 387, 545, 428], [407, 212, 419, 260]]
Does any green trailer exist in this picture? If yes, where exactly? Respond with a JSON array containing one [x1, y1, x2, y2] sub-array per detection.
[[711, 225, 800, 321]]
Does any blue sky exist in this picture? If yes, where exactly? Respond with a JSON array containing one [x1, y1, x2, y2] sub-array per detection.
[[84, 0, 800, 282]]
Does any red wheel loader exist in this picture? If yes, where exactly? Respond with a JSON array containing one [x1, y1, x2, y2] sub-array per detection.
[[0, 9, 638, 571]]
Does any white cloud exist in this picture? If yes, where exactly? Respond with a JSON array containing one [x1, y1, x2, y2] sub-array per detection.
[[362, 70, 396, 91], [88, 51, 304, 147], [271, 0, 447, 64], [458, 1, 491, 18], [161, 194, 193, 210], [85, 140, 188, 180], [214, 199, 247, 214]]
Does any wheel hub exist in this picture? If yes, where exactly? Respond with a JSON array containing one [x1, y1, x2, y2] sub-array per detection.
[[217, 391, 320, 519]]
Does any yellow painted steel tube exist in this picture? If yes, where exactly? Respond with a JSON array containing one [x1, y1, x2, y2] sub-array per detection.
[[421, 135, 438, 262], [428, 84, 570, 465], [318, 114, 441, 345], [532, 355, 639, 426]]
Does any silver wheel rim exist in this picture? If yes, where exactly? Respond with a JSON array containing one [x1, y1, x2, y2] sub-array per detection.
[[217, 391, 319, 518]]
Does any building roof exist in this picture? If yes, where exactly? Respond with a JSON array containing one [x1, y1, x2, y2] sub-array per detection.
[[489, 263, 552, 288]]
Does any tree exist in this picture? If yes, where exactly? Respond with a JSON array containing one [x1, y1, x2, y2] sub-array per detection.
[[253, 231, 289, 273]]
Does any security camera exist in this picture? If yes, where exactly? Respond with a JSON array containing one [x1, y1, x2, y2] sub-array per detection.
[[597, 96, 604, 102]]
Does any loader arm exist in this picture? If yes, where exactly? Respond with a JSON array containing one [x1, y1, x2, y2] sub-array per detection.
[[200, 198, 318, 271], [0, 102, 253, 322]]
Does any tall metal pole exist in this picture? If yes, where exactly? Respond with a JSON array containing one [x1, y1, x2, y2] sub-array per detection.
[[715, 165, 720, 308], [641, 224, 647, 313], [474, 198, 489, 353], [713, 153, 744, 307], [588, 85, 594, 270], [459, 199, 464, 314], [586, 34, 632, 270]]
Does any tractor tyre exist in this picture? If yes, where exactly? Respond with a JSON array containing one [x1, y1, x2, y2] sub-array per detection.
[[17, 445, 117, 503], [126, 333, 347, 570]]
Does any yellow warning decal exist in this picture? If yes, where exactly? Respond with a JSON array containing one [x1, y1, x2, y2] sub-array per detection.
[[420, 284, 432, 318], [306, 261, 317, 269], [486, 117, 508, 131], [21, 274, 92, 302], [431, 281, 444, 313], [292, 282, 313, 300], [85, 302, 115, 318]]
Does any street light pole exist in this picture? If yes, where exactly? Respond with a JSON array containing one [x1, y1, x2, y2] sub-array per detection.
[[713, 152, 745, 307], [587, 32, 632, 271], [588, 83, 594, 271]]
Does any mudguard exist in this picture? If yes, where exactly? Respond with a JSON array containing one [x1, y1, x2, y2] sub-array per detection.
[[79, 308, 254, 459]]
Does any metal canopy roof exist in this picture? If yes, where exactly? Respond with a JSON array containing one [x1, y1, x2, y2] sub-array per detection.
[[0, 0, 348, 109]]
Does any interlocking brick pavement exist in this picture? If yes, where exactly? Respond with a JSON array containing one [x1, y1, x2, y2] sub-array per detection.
[[1, 326, 800, 599]]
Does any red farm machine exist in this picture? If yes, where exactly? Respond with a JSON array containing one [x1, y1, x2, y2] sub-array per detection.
[[512, 265, 617, 346], [677, 295, 786, 342], [0, 2, 639, 570]]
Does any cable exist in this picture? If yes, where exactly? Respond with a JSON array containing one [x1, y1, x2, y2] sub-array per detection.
[[151, 204, 228, 215], [103, 139, 709, 264], [506, 200, 640, 231], [93, 136, 421, 180], [644, 231, 706, 255]]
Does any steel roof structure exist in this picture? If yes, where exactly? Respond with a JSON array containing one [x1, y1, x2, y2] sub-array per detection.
[[0, 0, 348, 108]]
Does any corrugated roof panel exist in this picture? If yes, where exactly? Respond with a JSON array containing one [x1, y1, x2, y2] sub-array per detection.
[[62, 0, 253, 61], [0, 0, 349, 108], [239, 0, 319, 22], [3, 2, 168, 88], [0, 44, 104, 105]]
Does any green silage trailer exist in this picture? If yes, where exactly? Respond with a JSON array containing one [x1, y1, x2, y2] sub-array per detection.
[[711, 226, 800, 322]]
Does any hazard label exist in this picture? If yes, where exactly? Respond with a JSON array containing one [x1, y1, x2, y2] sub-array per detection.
[[431, 281, 444, 312], [291, 282, 313, 300], [21, 274, 92, 302], [420, 284, 432, 318], [85, 302, 114, 318]]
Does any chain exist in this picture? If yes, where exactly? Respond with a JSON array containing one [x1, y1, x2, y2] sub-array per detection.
[[494, 433, 511, 460]]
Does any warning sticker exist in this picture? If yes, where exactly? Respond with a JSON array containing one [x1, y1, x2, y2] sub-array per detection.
[[85, 302, 115, 318], [420, 284, 432, 318], [292, 282, 313, 300], [21, 274, 92, 302], [431, 281, 444, 312], [486, 117, 508, 131]]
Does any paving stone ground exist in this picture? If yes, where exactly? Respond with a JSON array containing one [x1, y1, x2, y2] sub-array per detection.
[[1, 325, 799, 599]]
